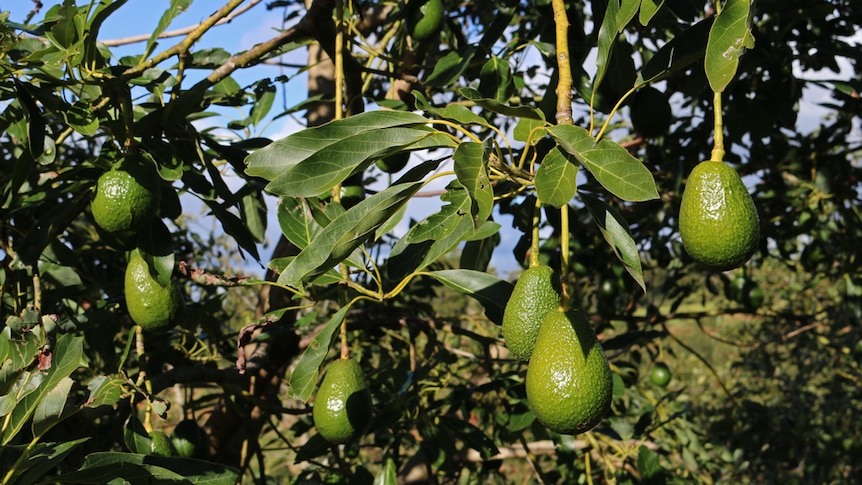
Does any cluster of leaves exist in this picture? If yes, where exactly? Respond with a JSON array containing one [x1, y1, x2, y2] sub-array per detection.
[[1, 0, 862, 483]]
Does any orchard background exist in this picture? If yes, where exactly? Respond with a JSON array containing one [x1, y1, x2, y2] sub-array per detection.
[[1, 0, 861, 483]]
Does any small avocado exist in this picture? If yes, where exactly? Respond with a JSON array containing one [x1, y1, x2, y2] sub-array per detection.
[[313, 358, 372, 444]]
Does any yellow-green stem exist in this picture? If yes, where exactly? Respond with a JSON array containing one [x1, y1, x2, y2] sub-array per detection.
[[529, 199, 542, 268], [711, 91, 725, 162], [551, 0, 574, 125], [559, 205, 571, 310]]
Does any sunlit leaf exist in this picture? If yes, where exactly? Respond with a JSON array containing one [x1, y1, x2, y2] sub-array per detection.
[[2, 334, 83, 446], [32, 376, 73, 438], [453, 141, 494, 226], [705, 0, 754, 93], [639, 0, 666, 26], [277, 182, 423, 288], [277, 197, 322, 250], [548, 125, 658, 201], [535, 147, 579, 208]]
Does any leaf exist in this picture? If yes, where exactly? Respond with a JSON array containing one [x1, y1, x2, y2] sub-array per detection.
[[287, 305, 350, 402], [9, 437, 90, 485], [248, 79, 276, 128], [439, 416, 500, 459], [637, 444, 665, 480], [84, 375, 125, 408], [639, 0, 666, 26], [53, 452, 239, 485], [535, 147, 579, 208], [374, 458, 398, 485], [204, 201, 262, 261], [406, 182, 471, 243], [2, 334, 83, 445], [582, 194, 646, 292], [478, 56, 514, 103], [245, 111, 430, 183], [453, 141, 494, 226], [277, 181, 423, 288], [425, 47, 477, 87], [32, 376, 73, 438], [617, 0, 640, 30], [705, 0, 754, 93], [277, 197, 323, 250], [513, 117, 547, 144], [459, 88, 545, 120], [593, 0, 620, 93], [240, 191, 267, 244], [428, 270, 514, 325], [123, 413, 151, 454], [460, 230, 500, 272], [426, 104, 490, 127], [638, 18, 713, 85], [548, 125, 658, 201], [146, 0, 192, 61]]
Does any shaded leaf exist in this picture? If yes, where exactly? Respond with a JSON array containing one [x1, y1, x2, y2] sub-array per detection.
[[582, 194, 646, 292], [460, 87, 545, 120], [428, 269, 514, 325], [287, 305, 350, 402], [638, 18, 713, 85], [32, 376, 73, 438], [146, 0, 192, 61], [54, 452, 239, 484], [9, 437, 90, 485]]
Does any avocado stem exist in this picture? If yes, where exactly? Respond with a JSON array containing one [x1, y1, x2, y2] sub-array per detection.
[[529, 199, 542, 268], [711, 91, 725, 162], [559, 204, 572, 311]]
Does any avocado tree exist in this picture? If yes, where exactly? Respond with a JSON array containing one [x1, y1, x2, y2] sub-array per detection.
[[1, 0, 861, 483]]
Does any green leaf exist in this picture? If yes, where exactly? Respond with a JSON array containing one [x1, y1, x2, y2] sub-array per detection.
[[637, 444, 664, 479], [513, 117, 547, 144], [32, 376, 73, 438], [460, 230, 500, 272], [146, 0, 192, 61], [548, 125, 658, 201], [478, 56, 514, 103], [705, 0, 754, 93], [374, 458, 398, 485], [582, 194, 646, 292], [453, 141, 494, 226], [241, 191, 267, 244], [459, 88, 545, 120], [83, 375, 125, 408], [617, 0, 641, 30], [287, 305, 350, 402], [2, 334, 83, 445], [277, 181, 423, 288], [245, 111, 434, 196], [425, 104, 489, 127], [406, 182, 471, 243], [425, 47, 477, 87], [277, 197, 323, 250], [204, 201, 262, 261], [63, 100, 99, 135], [124, 413, 151, 454], [8, 438, 90, 485], [54, 452, 239, 484], [248, 80, 276, 128], [427, 269, 513, 325], [638, 18, 713, 85], [639, 0, 667, 26], [593, 0, 621, 93], [535, 147, 579, 208]]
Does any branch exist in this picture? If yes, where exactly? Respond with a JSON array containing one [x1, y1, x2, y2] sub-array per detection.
[[102, 0, 263, 47]]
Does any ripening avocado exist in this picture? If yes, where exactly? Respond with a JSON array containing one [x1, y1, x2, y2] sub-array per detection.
[[679, 160, 759, 271], [501, 265, 560, 361], [313, 358, 372, 444], [526, 309, 613, 435]]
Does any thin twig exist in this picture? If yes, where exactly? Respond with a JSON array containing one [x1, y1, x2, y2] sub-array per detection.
[[103, 0, 263, 47]]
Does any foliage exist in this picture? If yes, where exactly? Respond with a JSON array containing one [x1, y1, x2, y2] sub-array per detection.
[[1, 0, 861, 484]]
